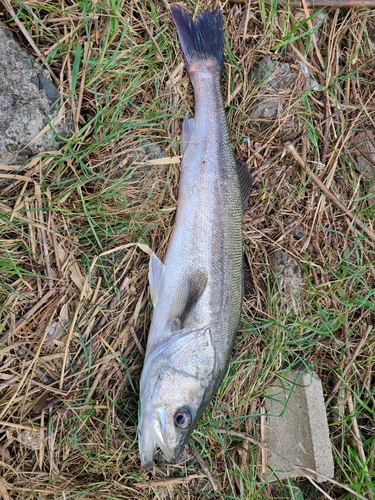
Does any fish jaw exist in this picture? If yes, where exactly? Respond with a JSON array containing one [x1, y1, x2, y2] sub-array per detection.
[[138, 407, 178, 469]]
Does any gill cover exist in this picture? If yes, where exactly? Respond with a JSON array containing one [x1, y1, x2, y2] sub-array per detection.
[[139, 326, 215, 468]]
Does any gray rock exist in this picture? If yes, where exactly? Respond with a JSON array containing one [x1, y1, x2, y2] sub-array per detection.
[[0, 25, 70, 167], [251, 98, 278, 120], [293, 227, 305, 240], [252, 57, 295, 91], [250, 57, 296, 120], [249, 57, 304, 139]]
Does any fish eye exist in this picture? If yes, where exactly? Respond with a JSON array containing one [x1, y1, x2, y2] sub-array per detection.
[[174, 408, 192, 429]]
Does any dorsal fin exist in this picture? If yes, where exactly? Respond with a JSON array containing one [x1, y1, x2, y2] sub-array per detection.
[[237, 160, 253, 210], [170, 269, 208, 327]]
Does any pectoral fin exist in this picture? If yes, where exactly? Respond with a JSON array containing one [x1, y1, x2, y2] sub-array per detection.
[[170, 269, 208, 327], [148, 253, 165, 305]]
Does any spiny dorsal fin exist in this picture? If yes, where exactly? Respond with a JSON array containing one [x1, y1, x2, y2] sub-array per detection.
[[170, 269, 208, 327], [237, 160, 253, 210]]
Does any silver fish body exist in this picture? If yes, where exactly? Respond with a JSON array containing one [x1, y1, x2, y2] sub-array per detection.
[[138, 5, 252, 469]]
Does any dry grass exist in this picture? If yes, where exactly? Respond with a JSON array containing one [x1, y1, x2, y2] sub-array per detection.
[[0, 0, 374, 498]]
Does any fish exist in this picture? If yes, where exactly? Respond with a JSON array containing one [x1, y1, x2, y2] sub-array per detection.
[[138, 4, 252, 469]]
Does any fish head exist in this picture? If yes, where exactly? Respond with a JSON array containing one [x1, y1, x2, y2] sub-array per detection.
[[138, 326, 216, 469]]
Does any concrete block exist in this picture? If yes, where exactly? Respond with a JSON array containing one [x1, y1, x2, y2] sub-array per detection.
[[265, 370, 334, 482]]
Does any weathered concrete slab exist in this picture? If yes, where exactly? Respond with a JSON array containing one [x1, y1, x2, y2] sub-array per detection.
[[0, 25, 70, 169], [265, 370, 334, 482]]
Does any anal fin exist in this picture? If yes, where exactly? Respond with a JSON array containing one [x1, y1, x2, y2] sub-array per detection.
[[148, 253, 165, 305], [181, 113, 195, 154]]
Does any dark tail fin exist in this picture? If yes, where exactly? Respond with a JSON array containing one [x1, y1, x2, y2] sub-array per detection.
[[170, 5, 224, 73]]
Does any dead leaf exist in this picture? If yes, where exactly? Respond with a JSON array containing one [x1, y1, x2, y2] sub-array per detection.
[[68, 261, 88, 294], [45, 321, 65, 343], [0, 444, 11, 463]]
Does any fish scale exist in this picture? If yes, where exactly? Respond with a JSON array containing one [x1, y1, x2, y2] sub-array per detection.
[[138, 4, 252, 469]]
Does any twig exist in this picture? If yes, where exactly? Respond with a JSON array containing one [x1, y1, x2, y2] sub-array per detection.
[[35, 184, 53, 290], [0, 421, 38, 432], [49, 214, 62, 277], [74, 42, 90, 132], [260, 406, 267, 475], [2, 486, 55, 495], [314, 71, 331, 168], [1, 0, 41, 57], [191, 445, 219, 492], [0, 173, 33, 183], [216, 428, 368, 500], [326, 325, 372, 406], [286, 143, 375, 245]]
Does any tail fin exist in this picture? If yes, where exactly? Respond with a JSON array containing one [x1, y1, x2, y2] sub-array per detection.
[[170, 5, 224, 73]]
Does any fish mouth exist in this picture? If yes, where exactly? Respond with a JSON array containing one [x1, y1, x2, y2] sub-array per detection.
[[139, 408, 180, 469]]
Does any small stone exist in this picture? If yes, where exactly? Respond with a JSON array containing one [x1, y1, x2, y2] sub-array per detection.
[[37, 73, 60, 104], [251, 99, 278, 119], [293, 227, 304, 240], [16, 429, 41, 450], [6, 143, 18, 152]]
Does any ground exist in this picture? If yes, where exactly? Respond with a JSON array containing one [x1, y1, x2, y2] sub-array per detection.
[[0, 1, 374, 499]]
